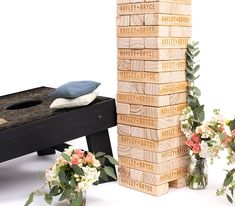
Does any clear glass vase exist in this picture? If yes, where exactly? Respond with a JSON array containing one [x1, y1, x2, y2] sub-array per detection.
[[187, 158, 208, 190], [67, 191, 86, 206]]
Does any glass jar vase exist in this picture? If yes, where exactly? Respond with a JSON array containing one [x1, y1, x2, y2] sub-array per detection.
[[187, 158, 208, 190], [67, 191, 86, 206]]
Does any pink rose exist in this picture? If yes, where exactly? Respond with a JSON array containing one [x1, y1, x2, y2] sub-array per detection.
[[75, 149, 84, 158], [191, 133, 200, 144], [185, 140, 194, 147], [71, 154, 82, 165], [192, 144, 201, 154], [85, 152, 94, 164]]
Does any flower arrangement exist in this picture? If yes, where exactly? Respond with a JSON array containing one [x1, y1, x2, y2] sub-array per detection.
[[24, 147, 118, 206]]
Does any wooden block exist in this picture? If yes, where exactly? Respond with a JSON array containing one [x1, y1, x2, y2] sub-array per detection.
[[118, 81, 131, 93], [119, 176, 169, 196], [118, 71, 185, 83], [117, 60, 131, 71], [117, 16, 130, 27], [131, 0, 145, 3], [143, 167, 187, 185], [130, 103, 187, 118], [131, 126, 146, 138], [144, 0, 191, 4], [117, 124, 131, 136], [130, 15, 145, 26], [145, 60, 186, 72], [145, 37, 190, 49], [145, 82, 187, 95], [117, 92, 170, 107], [118, 166, 130, 178], [117, 38, 130, 48], [118, 2, 191, 16], [118, 135, 186, 152], [145, 146, 189, 163], [117, 26, 192, 37], [118, 49, 186, 60], [145, 14, 192, 27], [169, 177, 187, 188], [119, 155, 189, 174], [131, 60, 145, 71], [0, 118, 7, 125], [118, 145, 131, 157], [130, 82, 145, 94], [130, 168, 144, 182], [117, 114, 180, 129], [151, 0, 191, 3], [130, 38, 145, 49], [116, 103, 130, 114], [130, 147, 145, 160], [170, 92, 187, 105], [145, 126, 183, 141]]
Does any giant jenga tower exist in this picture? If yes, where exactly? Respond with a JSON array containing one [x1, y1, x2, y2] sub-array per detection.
[[116, 0, 192, 195]]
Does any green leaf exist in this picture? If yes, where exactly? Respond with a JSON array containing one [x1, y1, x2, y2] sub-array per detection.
[[72, 165, 84, 176], [24, 192, 35, 206], [97, 157, 105, 165], [59, 188, 73, 201], [193, 42, 199, 47], [229, 142, 235, 152], [93, 180, 99, 185], [70, 178, 78, 187], [192, 86, 201, 97], [104, 155, 118, 165], [71, 191, 83, 206], [99, 169, 108, 182], [186, 73, 195, 82], [49, 186, 60, 196], [62, 153, 71, 162], [194, 50, 200, 57], [59, 170, 69, 184], [226, 194, 233, 204], [44, 194, 53, 205], [224, 174, 233, 187], [194, 64, 200, 73], [95, 152, 106, 158], [229, 119, 235, 131], [103, 166, 117, 180]]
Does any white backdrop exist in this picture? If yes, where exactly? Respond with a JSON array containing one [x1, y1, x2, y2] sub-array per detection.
[[0, 1, 235, 206]]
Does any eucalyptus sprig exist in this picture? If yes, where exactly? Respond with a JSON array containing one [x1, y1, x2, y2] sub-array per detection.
[[186, 42, 205, 130]]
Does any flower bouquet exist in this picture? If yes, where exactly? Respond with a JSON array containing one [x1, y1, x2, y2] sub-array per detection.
[[24, 147, 118, 206]]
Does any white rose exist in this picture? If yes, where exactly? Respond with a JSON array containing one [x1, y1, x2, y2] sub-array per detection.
[[199, 141, 210, 159]]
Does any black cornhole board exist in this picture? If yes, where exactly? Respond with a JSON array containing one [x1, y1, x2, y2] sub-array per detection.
[[0, 87, 117, 181]]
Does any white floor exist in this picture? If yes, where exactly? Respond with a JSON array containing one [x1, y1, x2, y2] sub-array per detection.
[[0, 128, 231, 206]]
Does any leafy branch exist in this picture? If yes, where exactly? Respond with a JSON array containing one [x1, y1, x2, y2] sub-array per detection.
[[186, 42, 205, 130]]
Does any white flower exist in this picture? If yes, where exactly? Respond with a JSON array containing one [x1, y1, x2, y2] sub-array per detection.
[[199, 141, 210, 158], [64, 146, 74, 156], [45, 165, 60, 185], [92, 158, 101, 168]]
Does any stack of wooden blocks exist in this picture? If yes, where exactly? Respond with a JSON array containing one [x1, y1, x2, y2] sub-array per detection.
[[116, 0, 192, 195]]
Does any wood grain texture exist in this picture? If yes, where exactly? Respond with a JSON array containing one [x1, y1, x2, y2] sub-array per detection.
[[131, 60, 145, 71], [130, 38, 145, 49], [130, 83, 145, 94], [131, 126, 146, 138], [130, 168, 144, 182], [145, 82, 188, 95], [116, 103, 130, 114], [130, 15, 145, 26], [117, 0, 130, 4], [143, 166, 187, 185], [117, 92, 170, 107], [117, 60, 131, 71], [145, 37, 190, 49], [119, 176, 169, 196], [145, 60, 186, 72], [117, 114, 180, 129], [118, 71, 185, 84], [117, 15, 130, 27], [117, 38, 130, 48], [118, 166, 130, 178], [117, 26, 192, 37], [169, 177, 187, 188], [170, 92, 187, 105], [145, 14, 191, 27], [144, 0, 191, 4], [118, 49, 186, 60], [119, 155, 189, 174], [130, 103, 187, 118], [117, 81, 131, 93], [117, 124, 131, 136], [131, 147, 145, 160], [118, 135, 186, 152], [118, 145, 131, 157], [118, 2, 191, 16]]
